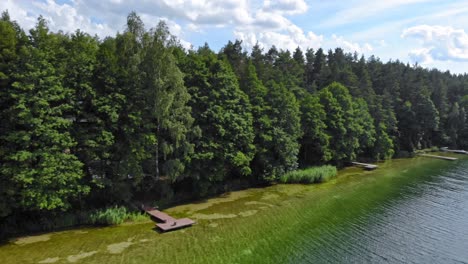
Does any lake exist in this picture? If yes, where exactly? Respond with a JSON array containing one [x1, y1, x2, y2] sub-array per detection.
[[1, 156, 468, 263]]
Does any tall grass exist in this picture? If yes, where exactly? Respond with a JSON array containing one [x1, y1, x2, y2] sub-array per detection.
[[88, 206, 147, 225], [1, 206, 149, 239], [279, 165, 337, 184]]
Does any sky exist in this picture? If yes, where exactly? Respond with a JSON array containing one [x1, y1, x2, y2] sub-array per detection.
[[2, 0, 468, 74]]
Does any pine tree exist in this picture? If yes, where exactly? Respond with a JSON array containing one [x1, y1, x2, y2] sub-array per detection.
[[274, 49, 305, 97], [220, 40, 247, 79], [304, 48, 316, 92], [312, 48, 330, 89]]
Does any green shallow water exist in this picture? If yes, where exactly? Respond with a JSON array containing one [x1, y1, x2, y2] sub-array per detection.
[[2, 156, 468, 263]]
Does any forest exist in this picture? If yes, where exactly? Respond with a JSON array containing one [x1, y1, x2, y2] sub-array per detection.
[[1, 11, 468, 233]]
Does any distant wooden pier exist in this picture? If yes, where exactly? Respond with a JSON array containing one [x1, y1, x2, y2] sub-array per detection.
[[143, 206, 195, 232], [351, 162, 378, 170], [440, 147, 468, 155], [419, 154, 458, 161]]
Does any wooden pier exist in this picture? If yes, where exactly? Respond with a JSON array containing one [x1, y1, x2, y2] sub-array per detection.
[[441, 148, 468, 155], [143, 206, 195, 232], [419, 154, 458, 161], [351, 162, 378, 170]]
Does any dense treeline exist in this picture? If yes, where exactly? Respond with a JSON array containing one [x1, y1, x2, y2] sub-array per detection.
[[1, 12, 468, 230]]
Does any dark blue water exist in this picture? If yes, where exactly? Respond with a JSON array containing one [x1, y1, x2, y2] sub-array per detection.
[[290, 159, 468, 264]]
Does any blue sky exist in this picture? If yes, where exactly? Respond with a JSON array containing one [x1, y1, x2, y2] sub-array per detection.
[[2, 0, 468, 73]]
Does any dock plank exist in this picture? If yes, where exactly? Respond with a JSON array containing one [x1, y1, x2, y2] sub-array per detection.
[[351, 162, 378, 170], [146, 209, 175, 223], [143, 206, 195, 232], [445, 149, 468, 155], [419, 154, 458, 161], [156, 218, 195, 232]]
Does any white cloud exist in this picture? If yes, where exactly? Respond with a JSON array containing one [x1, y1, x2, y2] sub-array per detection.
[[330, 35, 373, 54], [0, 0, 375, 56], [0, 0, 115, 36], [250, 10, 289, 30], [262, 0, 308, 15], [233, 2, 324, 52], [234, 26, 323, 52], [0, 0, 192, 46], [0, 0, 42, 31], [407, 48, 434, 64], [402, 25, 468, 62]]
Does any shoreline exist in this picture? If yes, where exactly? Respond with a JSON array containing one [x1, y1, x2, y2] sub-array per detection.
[[1, 155, 467, 264], [5, 152, 461, 242]]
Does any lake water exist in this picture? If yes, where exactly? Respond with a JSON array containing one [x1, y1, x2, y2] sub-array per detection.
[[1, 156, 468, 263]]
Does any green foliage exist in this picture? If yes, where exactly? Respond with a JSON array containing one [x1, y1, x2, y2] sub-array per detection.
[[182, 48, 255, 187], [89, 206, 146, 225], [372, 123, 395, 160], [319, 83, 357, 162], [1, 10, 468, 232], [0, 12, 23, 217], [261, 81, 302, 180], [1, 16, 89, 213], [279, 165, 337, 184], [353, 98, 376, 154], [140, 21, 194, 181], [299, 93, 331, 165]]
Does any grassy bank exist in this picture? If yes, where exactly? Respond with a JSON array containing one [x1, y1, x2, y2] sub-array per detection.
[[1, 157, 456, 264], [0, 206, 148, 239], [279, 165, 338, 184]]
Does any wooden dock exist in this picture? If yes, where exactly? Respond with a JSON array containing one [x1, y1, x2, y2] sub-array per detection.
[[351, 162, 378, 170], [441, 148, 468, 155], [143, 206, 195, 232], [156, 218, 195, 232], [419, 154, 458, 161]]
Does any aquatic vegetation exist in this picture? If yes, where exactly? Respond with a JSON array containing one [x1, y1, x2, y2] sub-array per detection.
[[169, 191, 252, 215], [13, 234, 51, 245], [1, 158, 467, 264], [279, 165, 338, 184], [208, 222, 219, 228], [38, 257, 60, 263], [238, 210, 258, 217], [244, 201, 274, 207], [192, 213, 237, 220], [67, 251, 98, 262], [107, 240, 134, 254], [88, 207, 147, 225]]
